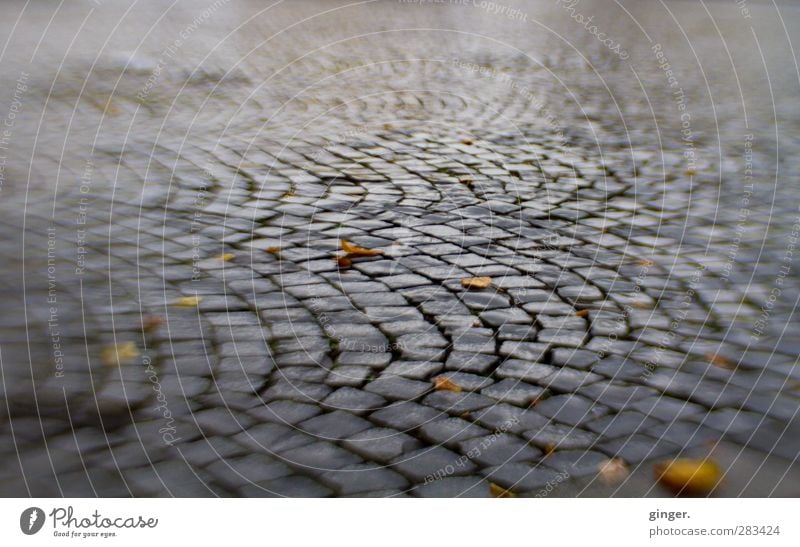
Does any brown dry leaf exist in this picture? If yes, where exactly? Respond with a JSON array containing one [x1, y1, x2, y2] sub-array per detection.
[[459, 411, 472, 420], [654, 458, 722, 496], [265, 246, 282, 254], [575, 309, 589, 318], [638, 259, 655, 267], [542, 443, 557, 456], [383, 123, 394, 131], [219, 253, 235, 262], [632, 301, 652, 309], [461, 276, 492, 290], [281, 190, 295, 198], [460, 138, 474, 145], [685, 168, 697, 176], [104, 100, 121, 116], [141, 315, 163, 333], [458, 176, 473, 185], [174, 295, 202, 308], [598, 458, 630, 485], [433, 376, 463, 393], [336, 256, 352, 269], [489, 482, 516, 498], [100, 341, 139, 367], [706, 352, 734, 370], [341, 240, 383, 257]]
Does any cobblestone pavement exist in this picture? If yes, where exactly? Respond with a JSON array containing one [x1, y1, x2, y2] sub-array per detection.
[[1, 0, 799, 496]]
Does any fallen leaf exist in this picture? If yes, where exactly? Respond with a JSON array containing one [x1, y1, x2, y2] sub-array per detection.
[[100, 342, 139, 367], [706, 352, 734, 370], [460, 411, 472, 420], [489, 482, 516, 498], [433, 376, 463, 393], [461, 276, 492, 290], [383, 123, 394, 130], [458, 176, 473, 185], [654, 458, 722, 496], [281, 190, 295, 198], [336, 256, 352, 269], [685, 168, 697, 176], [265, 246, 282, 254], [104, 101, 121, 116], [174, 295, 202, 307], [460, 138, 474, 145], [598, 458, 630, 485], [632, 301, 652, 309], [341, 240, 383, 257], [575, 309, 589, 318], [542, 443, 557, 456], [219, 253, 235, 262], [638, 259, 655, 267], [141, 315, 163, 333]]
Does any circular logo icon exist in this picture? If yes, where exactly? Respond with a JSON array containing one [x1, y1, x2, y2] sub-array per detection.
[[20, 507, 45, 535]]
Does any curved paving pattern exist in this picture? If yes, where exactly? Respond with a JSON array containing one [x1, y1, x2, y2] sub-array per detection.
[[1, 0, 799, 496]]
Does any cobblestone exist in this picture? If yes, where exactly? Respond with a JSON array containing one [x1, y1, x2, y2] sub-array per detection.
[[1, 0, 797, 498]]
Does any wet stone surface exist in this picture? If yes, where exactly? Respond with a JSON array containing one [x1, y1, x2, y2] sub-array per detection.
[[0, 0, 799, 497]]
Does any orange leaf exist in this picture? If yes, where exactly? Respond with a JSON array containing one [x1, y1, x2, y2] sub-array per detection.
[[461, 276, 492, 289], [706, 352, 734, 370], [575, 309, 589, 317], [433, 376, 463, 393], [489, 482, 516, 498], [341, 240, 383, 257], [141, 315, 163, 333], [598, 458, 629, 485], [336, 256, 352, 269], [218, 253, 235, 262]]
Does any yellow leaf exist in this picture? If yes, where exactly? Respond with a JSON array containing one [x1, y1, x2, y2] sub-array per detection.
[[654, 458, 722, 496], [598, 458, 629, 485], [461, 276, 492, 290], [219, 253, 235, 262], [100, 342, 139, 367], [489, 482, 516, 498], [433, 376, 462, 393], [341, 240, 383, 257], [174, 295, 202, 307]]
